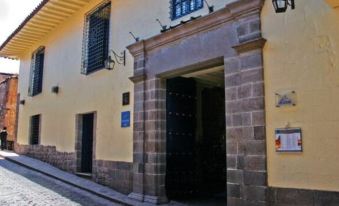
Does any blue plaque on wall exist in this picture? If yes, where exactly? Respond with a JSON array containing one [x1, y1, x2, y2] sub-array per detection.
[[121, 111, 130, 128]]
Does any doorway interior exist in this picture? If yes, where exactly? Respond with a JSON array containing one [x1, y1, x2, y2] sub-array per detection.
[[76, 112, 95, 177], [165, 66, 226, 205]]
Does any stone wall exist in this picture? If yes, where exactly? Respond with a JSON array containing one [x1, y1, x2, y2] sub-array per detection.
[[14, 143, 133, 195], [269, 187, 339, 206], [14, 144, 76, 173], [93, 160, 133, 194]]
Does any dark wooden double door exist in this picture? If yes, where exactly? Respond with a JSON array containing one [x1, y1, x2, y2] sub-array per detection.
[[166, 77, 226, 199]]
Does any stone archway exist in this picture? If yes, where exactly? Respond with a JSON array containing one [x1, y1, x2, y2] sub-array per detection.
[[127, 0, 267, 205]]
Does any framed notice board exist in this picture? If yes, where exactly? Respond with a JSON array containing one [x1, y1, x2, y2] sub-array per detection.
[[275, 128, 302, 152]]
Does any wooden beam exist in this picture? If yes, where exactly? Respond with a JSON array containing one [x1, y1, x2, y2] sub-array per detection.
[[38, 12, 65, 21], [16, 32, 43, 40], [59, 0, 87, 7], [30, 19, 58, 27], [20, 28, 48, 37], [8, 40, 33, 46], [27, 21, 55, 30], [38, 11, 68, 20], [48, 1, 81, 11], [44, 4, 76, 15], [43, 6, 76, 16]]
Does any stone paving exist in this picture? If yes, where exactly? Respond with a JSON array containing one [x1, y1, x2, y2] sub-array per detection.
[[0, 151, 142, 205], [0, 157, 121, 206]]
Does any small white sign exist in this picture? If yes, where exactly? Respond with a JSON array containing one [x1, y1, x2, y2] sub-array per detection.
[[275, 128, 302, 152], [275, 90, 296, 107]]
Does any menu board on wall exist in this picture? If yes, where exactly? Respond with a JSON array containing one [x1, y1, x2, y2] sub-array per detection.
[[275, 128, 302, 152]]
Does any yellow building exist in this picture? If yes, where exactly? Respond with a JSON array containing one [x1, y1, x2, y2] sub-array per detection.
[[0, 0, 339, 205]]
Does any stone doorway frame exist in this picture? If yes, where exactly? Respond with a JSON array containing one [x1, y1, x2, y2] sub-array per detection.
[[127, 0, 267, 205]]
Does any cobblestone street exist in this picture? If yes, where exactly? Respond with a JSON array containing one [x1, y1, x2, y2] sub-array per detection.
[[0, 157, 120, 206]]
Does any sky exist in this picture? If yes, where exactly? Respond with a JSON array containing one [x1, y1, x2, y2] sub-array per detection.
[[0, 0, 42, 74]]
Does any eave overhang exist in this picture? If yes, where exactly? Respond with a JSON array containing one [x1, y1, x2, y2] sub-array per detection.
[[0, 0, 90, 59], [325, 0, 339, 8]]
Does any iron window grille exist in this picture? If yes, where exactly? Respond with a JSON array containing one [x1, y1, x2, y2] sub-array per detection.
[[171, 0, 203, 20], [30, 114, 40, 145], [81, 2, 111, 74], [28, 47, 45, 96]]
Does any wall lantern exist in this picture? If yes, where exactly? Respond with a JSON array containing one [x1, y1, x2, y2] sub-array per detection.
[[105, 50, 126, 70], [272, 0, 295, 13]]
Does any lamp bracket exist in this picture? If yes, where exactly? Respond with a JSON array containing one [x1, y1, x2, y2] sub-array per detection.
[[288, 0, 295, 9], [129, 32, 140, 42], [204, 0, 214, 13], [110, 50, 126, 65], [156, 19, 168, 32]]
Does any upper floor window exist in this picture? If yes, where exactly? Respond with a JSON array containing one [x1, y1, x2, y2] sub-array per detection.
[[82, 2, 111, 74], [29, 47, 45, 96], [171, 0, 203, 20]]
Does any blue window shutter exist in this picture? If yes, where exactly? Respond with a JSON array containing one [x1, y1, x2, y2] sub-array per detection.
[[33, 50, 44, 95], [29, 47, 44, 96], [171, 0, 203, 20]]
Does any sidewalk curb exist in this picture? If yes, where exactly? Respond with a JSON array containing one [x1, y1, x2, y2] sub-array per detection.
[[0, 153, 133, 206]]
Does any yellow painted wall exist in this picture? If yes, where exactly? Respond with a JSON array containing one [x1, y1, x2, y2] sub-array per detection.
[[262, 0, 339, 191], [17, 0, 231, 162]]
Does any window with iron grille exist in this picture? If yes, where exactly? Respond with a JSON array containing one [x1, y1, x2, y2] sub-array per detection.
[[82, 2, 111, 74], [30, 114, 40, 145], [171, 0, 203, 20], [29, 47, 45, 96]]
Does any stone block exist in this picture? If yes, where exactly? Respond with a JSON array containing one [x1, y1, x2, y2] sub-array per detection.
[[276, 188, 314, 206], [244, 186, 268, 202], [227, 128, 243, 140], [225, 73, 241, 87], [241, 68, 263, 84], [314, 191, 339, 206], [237, 155, 245, 170], [241, 97, 264, 112], [244, 140, 266, 155], [250, 19, 260, 33], [227, 183, 241, 198], [226, 87, 237, 100], [252, 111, 265, 126], [226, 141, 238, 155], [241, 52, 263, 70], [252, 82, 264, 97], [227, 155, 237, 169], [225, 57, 241, 74], [244, 155, 266, 171], [227, 169, 244, 184], [254, 126, 266, 140], [238, 84, 252, 99], [226, 101, 242, 113], [237, 23, 249, 37], [244, 171, 267, 186]]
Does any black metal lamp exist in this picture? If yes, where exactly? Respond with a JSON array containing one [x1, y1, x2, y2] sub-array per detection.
[[272, 0, 295, 13], [105, 50, 126, 70]]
